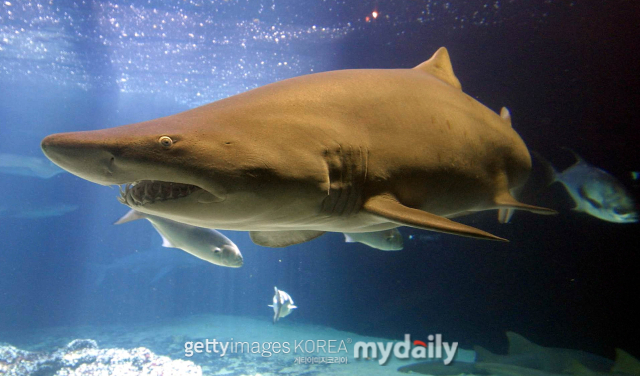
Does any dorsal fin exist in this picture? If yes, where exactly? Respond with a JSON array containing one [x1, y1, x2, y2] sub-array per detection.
[[414, 47, 462, 90], [507, 332, 542, 355], [560, 147, 587, 169], [613, 349, 640, 375], [500, 107, 512, 127], [569, 360, 597, 376]]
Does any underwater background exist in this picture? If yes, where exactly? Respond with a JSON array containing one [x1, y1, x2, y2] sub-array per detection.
[[0, 0, 639, 374]]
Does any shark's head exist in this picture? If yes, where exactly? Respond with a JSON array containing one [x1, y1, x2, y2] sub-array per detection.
[[40, 112, 243, 220]]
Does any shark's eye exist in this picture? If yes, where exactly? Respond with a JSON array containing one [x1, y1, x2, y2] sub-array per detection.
[[158, 136, 173, 148]]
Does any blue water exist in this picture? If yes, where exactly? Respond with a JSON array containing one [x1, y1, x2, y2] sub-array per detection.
[[1, 0, 639, 373]]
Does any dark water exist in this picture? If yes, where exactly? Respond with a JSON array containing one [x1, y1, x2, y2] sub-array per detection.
[[0, 0, 638, 366]]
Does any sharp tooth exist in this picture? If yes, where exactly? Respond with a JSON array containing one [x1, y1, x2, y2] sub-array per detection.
[[133, 191, 142, 205], [126, 192, 136, 207]]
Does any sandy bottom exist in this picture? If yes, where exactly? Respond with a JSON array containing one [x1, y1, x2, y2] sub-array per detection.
[[2, 314, 476, 375]]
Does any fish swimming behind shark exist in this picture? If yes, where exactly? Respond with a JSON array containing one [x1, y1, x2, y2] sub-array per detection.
[[269, 286, 297, 324], [115, 209, 243, 268], [536, 149, 638, 223], [41, 47, 555, 248]]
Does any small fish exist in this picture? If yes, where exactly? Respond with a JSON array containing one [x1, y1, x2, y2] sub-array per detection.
[[114, 209, 243, 267], [268, 286, 297, 324], [541, 149, 637, 223], [343, 228, 404, 251]]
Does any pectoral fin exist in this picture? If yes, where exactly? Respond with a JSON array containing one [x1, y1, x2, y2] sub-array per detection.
[[363, 195, 507, 241], [250, 230, 326, 247]]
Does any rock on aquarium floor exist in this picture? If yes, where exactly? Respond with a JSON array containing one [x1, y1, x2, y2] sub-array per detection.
[[0, 339, 201, 376], [0, 315, 475, 375]]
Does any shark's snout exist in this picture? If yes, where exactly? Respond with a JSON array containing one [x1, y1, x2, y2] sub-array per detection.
[[41, 132, 118, 185]]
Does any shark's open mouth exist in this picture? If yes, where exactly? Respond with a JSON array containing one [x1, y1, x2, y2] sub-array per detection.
[[118, 181, 201, 206]]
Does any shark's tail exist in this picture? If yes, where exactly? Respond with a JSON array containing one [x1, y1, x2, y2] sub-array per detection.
[[114, 209, 145, 225]]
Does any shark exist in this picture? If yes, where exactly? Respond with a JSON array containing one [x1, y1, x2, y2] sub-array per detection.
[[398, 331, 638, 376], [115, 209, 243, 268], [472, 332, 615, 373], [0, 153, 66, 179], [40, 47, 555, 248]]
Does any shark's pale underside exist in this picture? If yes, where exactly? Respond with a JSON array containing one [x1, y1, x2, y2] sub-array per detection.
[[41, 48, 555, 247]]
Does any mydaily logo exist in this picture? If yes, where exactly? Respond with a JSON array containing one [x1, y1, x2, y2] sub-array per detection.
[[353, 334, 458, 365]]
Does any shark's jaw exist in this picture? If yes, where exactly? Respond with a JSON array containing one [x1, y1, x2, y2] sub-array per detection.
[[117, 180, 224, 207], [118, 180, 200, 207], [40, 130, 228, 211]]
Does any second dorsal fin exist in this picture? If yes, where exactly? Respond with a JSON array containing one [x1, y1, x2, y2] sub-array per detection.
[[500, 107, 513, 127], [414, 47, 462, 90]]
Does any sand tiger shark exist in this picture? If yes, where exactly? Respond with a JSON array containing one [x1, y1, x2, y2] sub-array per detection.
[[40, 47, 555, 247]]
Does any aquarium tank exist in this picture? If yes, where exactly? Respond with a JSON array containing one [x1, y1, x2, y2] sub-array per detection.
[[1, 1, 638, 375]]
